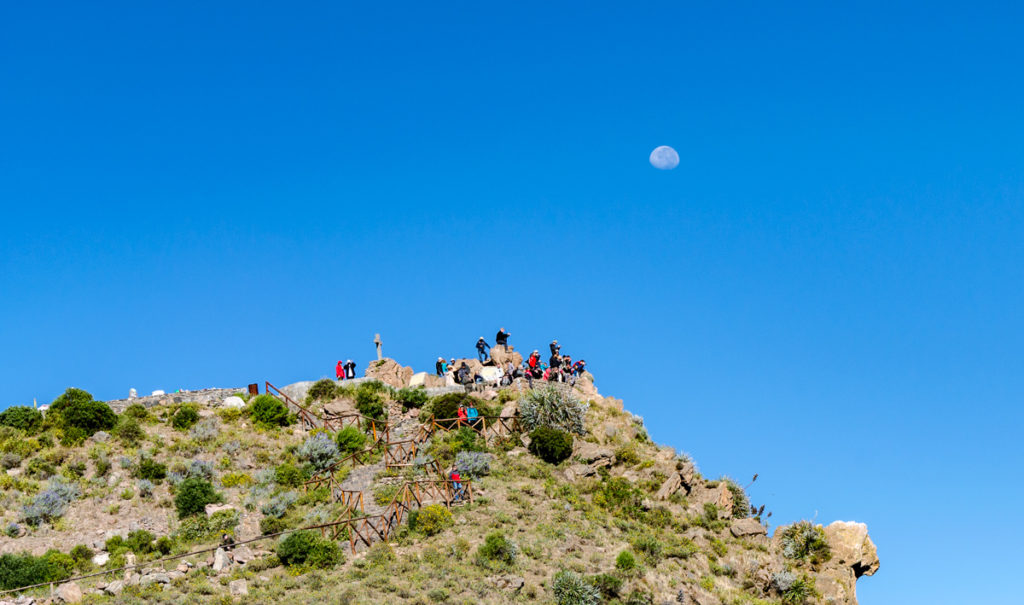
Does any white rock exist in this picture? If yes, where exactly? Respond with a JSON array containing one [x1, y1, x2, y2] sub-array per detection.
[[409, 372, 428, 388], [205, 504, 236, 517], [222, 396, 246, 409], [91, 552, 110, 566], [150, 390, 165, 396]]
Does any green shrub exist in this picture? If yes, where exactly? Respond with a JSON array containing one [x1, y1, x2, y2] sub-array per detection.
[[250, 395, 291, 428], [155, 536, 173, 555], [416, 504, 453, 536], [476, 531, 518, 567], [354, 385, 385, 420], [136, 458, 167, 482], [274, 463, 305, 488], [631, 534, 663, 565], [260, 516, 288, 535], [528, 426, 573, 464], [365, 541, 395, 567], [276, 531, 317, 566], [552, 569, 601, 605], [335, 426, 367, 454], [174, 478, 220, 518], [0, 407, 43, 433], [395, 387, 428, 410], [519, 387, 588, 435], [221, 472, 253, 488], [306, 379, 338, 404], [61, 400, 117, 436], [125, 530, 155, 554], [0, 552, 61, 590], [587, 573, 623, 600], [123, 404, 150, 420], [48, 388, 95, 415], [69, 544, 93, 565], [614, 443, 641, 466], [615, 550, 636, 571], [170, 404, 200, 431], [780, 521, 831, 567], [307, 540, 343, 568], [112, 417, 146, 446]]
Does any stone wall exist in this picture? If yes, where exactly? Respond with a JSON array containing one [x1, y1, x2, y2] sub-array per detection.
[[106, 388, 242, 413]]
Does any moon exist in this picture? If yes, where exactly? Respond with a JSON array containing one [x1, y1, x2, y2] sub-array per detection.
[[649, 145, 680, 170]]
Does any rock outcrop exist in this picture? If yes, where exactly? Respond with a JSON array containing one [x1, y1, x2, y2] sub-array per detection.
[[363, 358, 414, 388]]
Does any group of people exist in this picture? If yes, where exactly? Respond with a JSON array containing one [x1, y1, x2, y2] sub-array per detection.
[[335, 359, 357, 380], [433, 328, 589, 388]]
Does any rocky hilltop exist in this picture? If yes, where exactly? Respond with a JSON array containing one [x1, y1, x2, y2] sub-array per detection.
[[0, 354, 877, 604]]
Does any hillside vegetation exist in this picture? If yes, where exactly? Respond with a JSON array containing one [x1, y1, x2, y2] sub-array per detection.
[[0, 366, 878, 605]]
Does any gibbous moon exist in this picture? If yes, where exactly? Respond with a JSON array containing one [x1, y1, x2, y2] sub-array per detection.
[[649, 145, 680, 170]]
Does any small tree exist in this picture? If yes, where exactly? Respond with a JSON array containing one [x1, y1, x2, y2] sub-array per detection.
[[170, 404, 200, 431], [174, 478, 220, 518], [0, 407, 43, 433], [528, 426, 573, 464], [61, 400, 117, 436], [249, 395, 290, 427]]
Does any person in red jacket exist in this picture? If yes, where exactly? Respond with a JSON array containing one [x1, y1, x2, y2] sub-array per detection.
[[449, 467, 464, 502], [528, 350, 540, 369], [335, 361, 344, 380], [457, 405, 468, 425]]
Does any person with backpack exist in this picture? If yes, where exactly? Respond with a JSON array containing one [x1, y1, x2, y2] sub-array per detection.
[[495, 327, 510, 351], [343, 359, 356, 379], [476, 337, 490, 362]]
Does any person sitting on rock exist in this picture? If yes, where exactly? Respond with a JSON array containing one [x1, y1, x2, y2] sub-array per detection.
[[456, 363, 472, 385], [343, 359, 356, 380], [528, 350, 540, 369], [549, 353, 562, 368], [495, 327, 510, 351], [457, 405, 468, 424], [562, 355, 572, 372], [336, 360, 344, 380], [476, 337, 490, 362], [435, 357, 446, 376], [572, 359, 587, 376]]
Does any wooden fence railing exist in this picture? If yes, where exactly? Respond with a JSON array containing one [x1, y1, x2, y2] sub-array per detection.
[[327, 479, 474, 551], [265, 381, 326, 431]]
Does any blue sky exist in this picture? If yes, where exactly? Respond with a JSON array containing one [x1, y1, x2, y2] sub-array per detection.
[[2, 2, 1022, 602]]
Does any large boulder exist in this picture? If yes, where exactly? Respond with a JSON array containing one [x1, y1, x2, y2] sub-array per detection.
[[55, 582, 83, 603], [488, 346, 523, 368], [364, 358, 414, 388], [824, 521, 880, 578], [730, 518, 768, 538]]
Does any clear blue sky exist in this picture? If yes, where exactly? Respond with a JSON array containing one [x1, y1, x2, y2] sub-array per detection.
[[2, 2, 1021, 602]]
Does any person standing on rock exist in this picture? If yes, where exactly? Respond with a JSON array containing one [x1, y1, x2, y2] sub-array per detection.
[[476, 337, 490, 362], [495, 327, 510, 351], [435, 357, 447, 376], [343, 359, 356, 380], [336, 360, 344, 380], [550, 339, 560, 357]]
